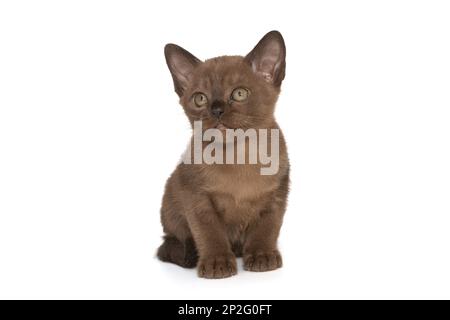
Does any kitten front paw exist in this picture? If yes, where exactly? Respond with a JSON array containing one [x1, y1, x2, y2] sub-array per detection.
[[244, 250, 282, 272], [197, 254, 237, 279]]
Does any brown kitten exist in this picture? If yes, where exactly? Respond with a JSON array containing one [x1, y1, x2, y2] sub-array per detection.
[[157, 31, 289, 279]]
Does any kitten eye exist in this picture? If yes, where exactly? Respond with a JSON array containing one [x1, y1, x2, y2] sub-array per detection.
[[231, 88, 249, 102], [193, 93, 208, 107]]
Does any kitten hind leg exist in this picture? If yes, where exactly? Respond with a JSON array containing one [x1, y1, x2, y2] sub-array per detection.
[[231, 241, 243, 257], [157, 235, 198, 268]]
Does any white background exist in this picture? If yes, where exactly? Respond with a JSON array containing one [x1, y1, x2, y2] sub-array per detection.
[[1, 0, 449, 299]]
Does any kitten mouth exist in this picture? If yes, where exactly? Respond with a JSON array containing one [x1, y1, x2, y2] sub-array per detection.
[[215, 123, 229, 130]]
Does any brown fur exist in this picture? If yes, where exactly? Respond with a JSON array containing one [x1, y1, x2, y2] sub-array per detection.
[[157, 31, 289, 278]]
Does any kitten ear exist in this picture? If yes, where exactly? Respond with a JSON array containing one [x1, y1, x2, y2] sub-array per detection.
[[245, 31, 286, 86], [164, 44, 201, 96]]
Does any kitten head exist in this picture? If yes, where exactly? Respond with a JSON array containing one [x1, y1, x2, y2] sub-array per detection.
[[164, 31, 286, 130]]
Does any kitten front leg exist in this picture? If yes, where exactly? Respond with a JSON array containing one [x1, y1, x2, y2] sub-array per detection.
[[243, 202, 285, 272], [185, 197, 237, 279]]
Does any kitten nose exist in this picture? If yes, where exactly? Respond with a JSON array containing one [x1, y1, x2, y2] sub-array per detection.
[[210, 100, 225, 119], [211, 108, 224, 119]]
